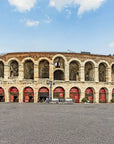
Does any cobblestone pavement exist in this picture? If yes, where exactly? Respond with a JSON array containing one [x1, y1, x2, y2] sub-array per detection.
[[0, 103, 114, 144]]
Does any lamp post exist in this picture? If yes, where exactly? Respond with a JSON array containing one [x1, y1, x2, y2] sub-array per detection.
[[47, 80, 55, 100]]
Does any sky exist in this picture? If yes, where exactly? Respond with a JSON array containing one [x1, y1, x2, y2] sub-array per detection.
[[0, 0, 114, 55]]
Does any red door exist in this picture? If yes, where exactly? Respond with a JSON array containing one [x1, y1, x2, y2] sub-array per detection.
[[0, 87, 5, 102], [112, 89, 114, 99], [10, 87, 19, 102], [85, 88, 93, 103], [70, 87, 80, 103], [53, 87, 65, 99], [99, 88, 106, 103], [24, 87, 34, 103]]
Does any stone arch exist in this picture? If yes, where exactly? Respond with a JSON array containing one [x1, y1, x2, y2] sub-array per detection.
[[0, 87, 5, 102], [23, 87, 34, 103], [52, 54, 67, 65], [24, 60, 34, 79], [22, 57, 35, 64], [84, 61, 95, 81], [7, 58, 20, 65], [69, 87, 80, 103], [9, 87, 19, 102], [39, 59, 49, 78], [54, 70, 64, 80], [0, 61, 4, 78], [38, 87, 49, 102], [69, 60, 80, 81], [53, 87, 65, 99], [85, 87, 95, 103], [98, 62, 108, 82], [99, 87, 108, 103]]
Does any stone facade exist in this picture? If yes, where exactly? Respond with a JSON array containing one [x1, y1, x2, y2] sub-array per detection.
[[0, 52, 114, 103]]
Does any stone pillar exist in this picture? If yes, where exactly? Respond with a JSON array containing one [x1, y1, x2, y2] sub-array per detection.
[[34, 61, 38, 81], [19, 87, 23, 103], [65, 63, 69, 81], [80, 66, 84, 82], [49, 61, 53, 81], [4, 63, 9, 80], [80, 90, 85, 102], [5, 86, 9, 103], [34, 87, 38, 103], [19, 64, 24, 80], [95, 67, 99, 82], [94, 91, 99, 103], [108, 90, 112, 103], [65, 87, 69, 99], [107, 67, 111, 82]]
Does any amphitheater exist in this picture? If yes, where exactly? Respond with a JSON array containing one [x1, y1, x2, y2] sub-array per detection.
[[0, 52, 114, 103]]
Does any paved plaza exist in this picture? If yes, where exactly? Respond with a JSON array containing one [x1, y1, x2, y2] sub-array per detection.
[[0, 103, 114, 144]]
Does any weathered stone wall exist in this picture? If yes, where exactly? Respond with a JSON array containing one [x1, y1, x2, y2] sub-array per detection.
[[0, 52, 114, 103]]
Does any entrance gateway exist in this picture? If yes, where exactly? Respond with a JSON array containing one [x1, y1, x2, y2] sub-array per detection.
[[38, 87, 49, 102], [0, 87, 5, 102], [70, 87, 80, 103], [9, 87, 19, 102], [85, 88, 93, 103], [99, 88, 106, 103], [24, 87, 34, 103]]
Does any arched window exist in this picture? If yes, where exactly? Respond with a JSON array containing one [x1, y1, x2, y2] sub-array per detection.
[[24, 60, 34, 79], [69, 61, 80, 81], [0, 61, 4, 78], [0, 87, 5, 102], [111, 64, 114, 81], [85, 62, 94, 81], [99, 63, 107, 82], [54, 57, 64, 69], [10, 60, 19, 77], [39, 60, 49, 78]]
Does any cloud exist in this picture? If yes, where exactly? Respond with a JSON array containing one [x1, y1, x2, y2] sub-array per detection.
[[44, 16, 52, 24], [8, 0, 36, 12], [109, 42, 114, 48], [49, 0, 105, 15], [26, 20, 39, 27]]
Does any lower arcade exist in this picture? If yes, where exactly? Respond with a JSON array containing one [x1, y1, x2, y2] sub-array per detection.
[[0, 86, 113, 103]]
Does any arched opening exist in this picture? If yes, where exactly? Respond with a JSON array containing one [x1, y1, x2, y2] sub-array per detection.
[[0, 61, 4, 78], [70, 87, 80, 103], [54, 70, 64, 80], [54, 57, 64, 69], [24, 60, 34, 79], [10, 60, 19, 77], [99, 88, 107, 103], [85, 88, 94, 103], [85, 62, 94, 81], [23, 87, 34, 103], [111, 64, 114, 81], [0, 87, 5, 102], [9, 87, 19, 102], [112, 89, 114, 99], [38, 87, 49, 102], [39, 60, 49, 78], [69, 61, 80, 81], [53, 87, 65, 99], [99, 63, 107, 82]]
